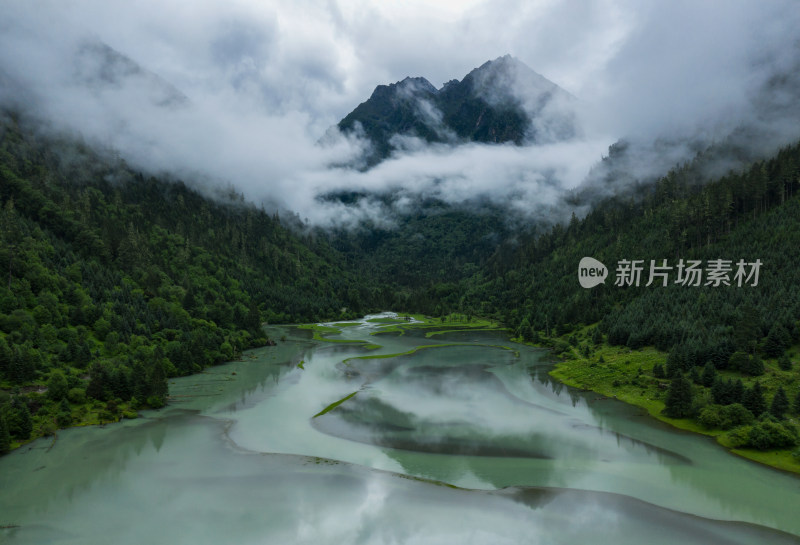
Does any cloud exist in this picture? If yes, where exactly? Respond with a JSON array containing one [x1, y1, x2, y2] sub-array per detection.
[[1, 0, 799, 226]]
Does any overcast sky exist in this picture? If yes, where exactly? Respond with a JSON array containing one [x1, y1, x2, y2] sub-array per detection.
[[2, 0, 799, 225]]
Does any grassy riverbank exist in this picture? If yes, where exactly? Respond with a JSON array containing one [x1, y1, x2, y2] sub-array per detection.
[[525, 324, 800, 475]]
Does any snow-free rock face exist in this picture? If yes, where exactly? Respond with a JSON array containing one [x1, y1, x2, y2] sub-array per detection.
[[337, 55, 578, 167]]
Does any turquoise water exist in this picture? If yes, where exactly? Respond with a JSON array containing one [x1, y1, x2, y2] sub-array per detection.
[[1, 314, 798, 544]]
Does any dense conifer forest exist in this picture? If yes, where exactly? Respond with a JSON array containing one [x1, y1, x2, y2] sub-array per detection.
[[2, 108, 800, 457], [0, 112, 367, 450]]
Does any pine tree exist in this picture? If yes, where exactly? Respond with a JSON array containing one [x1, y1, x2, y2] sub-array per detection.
[[0, 198, 22, 290], [110, 367, 132, 400], [731, 379, 745, 404], [47, 370, 69, 402], [666, 347, 685, 378], [711, 377, 728, 405], [770, 387, 789, 419], [86, 363, 107, 401], [743, 382, 767, 417], [764, 324, 790, 358], [0, 414, 10, 454], [733, 306, 759, 353], [518, 317, 532, 341], [778, 354, 792, 371], [147, 359, 168, 407], [701, 361, 717, 387], [744, 355, 765, 376], [728, 351, 749, 372], [57, 398, 73, 427], [246, 301, 262, 334], [0, 337, 11, 378], [663, 375, 694, 418], [8, 399, 32, 440]]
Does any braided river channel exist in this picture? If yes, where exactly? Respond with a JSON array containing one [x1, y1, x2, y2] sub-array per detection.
[[1, 313, 799, 544]]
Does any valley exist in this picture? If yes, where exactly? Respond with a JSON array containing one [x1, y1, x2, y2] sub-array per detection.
[[3, 3, 800, 541], [2, 317, 799, 543]]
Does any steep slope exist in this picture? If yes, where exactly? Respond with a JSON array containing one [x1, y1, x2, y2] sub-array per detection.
[[337, 55, 577, 166], [0, 112, 374, 451], [73, 41, 189, 109]]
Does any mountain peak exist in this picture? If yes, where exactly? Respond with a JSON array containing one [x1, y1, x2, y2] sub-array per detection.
[[465, 55, 566, 106], [73, 40, 189, 108], [337, 56, 578, 167]]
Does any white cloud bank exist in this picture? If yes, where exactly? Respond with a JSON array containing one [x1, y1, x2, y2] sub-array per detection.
[[1, 0, 799, 226]]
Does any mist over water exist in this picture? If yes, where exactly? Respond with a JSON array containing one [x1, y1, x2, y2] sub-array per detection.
[[1, 316, 799, 544]]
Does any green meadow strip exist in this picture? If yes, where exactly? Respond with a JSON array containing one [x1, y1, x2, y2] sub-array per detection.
[[297, 323, 365, 343], [341, 342, 516, 366], [313, 391, 359, 418], [425, 327, 508, 338]]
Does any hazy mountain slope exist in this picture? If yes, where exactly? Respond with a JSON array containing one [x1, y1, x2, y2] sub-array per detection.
[[337, 55, 577, 166]]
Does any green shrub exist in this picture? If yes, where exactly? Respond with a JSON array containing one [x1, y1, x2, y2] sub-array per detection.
[[720, 403, 754, 429], [67, 387, 86, 405], [698, 405, 722, 429], [746, 421, 797, 450]]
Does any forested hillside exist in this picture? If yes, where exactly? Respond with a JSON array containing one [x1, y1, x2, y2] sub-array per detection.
[[3, 103, 800, 457], [447, 140, 800, 457], [471, 141, 800, 354], [0, 112, 372, 452]]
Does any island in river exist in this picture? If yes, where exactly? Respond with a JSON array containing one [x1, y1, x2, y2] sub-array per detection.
[[0, 312, 799, 544]]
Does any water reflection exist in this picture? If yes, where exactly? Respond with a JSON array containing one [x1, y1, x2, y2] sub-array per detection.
[[1, 320, 799, 543]]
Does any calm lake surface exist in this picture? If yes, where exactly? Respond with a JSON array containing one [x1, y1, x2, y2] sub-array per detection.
[[1, 313, 799, 544]]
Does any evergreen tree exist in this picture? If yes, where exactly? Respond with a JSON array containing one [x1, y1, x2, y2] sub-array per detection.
[[733, 306, 760, 353], [763, 324, 790, 358], [110, 367, 132, 401], [744, 355, 765, 376], [701, 361, 717, 387], [47, 370, 69, 402], [75, 342, 92, 368], [8, 398, 32, 440], [731, 379, 745, 404], [0, 337, 11, 378], [728, 351, 749, 372], [86, 363, 108, 401], [778, 354, 792, 371], [9, 346, 36, 384], [518, 317, 532, 342], [663, 375, 694, 418], [129, 363, 146, 400], [57, 398, 72, 427], [147, 359, 168, 407], [770, 387, 790, 419], [0, 414, 10, 454], [743, 382, 767, 417], [711, 377, 729, 405], [246, 301, 262, 333], [666, 347, 685, 378]]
